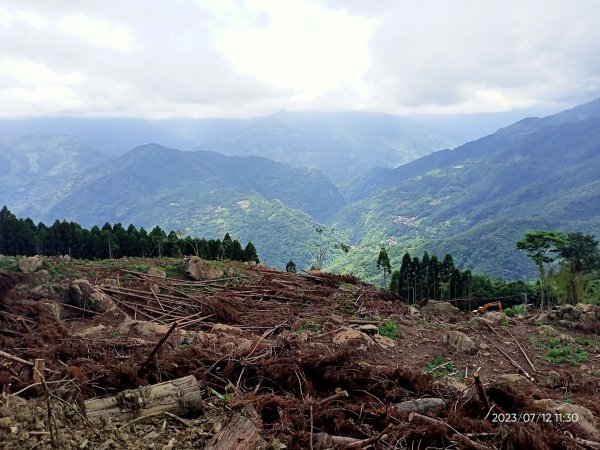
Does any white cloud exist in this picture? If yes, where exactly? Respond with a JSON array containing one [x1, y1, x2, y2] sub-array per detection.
[[206, 0, 376, 103], [16, 10, 48, 30], [57, 14, 136, 53], [0, 7, 13, 27], [0, 0, 598, 117]]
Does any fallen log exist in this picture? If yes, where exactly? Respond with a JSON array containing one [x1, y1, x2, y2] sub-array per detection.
[[84, 375, 202, 420]]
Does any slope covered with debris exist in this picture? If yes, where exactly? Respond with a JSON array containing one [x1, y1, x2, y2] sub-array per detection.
[[1, 255, 599, 449]]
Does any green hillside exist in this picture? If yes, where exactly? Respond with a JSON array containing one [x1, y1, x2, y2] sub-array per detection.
[[0, 134, 108, 218], [39, 144, 339, 269], [332, 99, 600, 280]]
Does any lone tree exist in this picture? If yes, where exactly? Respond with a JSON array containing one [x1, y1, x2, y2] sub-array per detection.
[[377, 247, 392, 286], [516, 230, 566, 309], [312, 225, 349, 270], [557, 232, 600, 304], [285, 260, 297, 273]]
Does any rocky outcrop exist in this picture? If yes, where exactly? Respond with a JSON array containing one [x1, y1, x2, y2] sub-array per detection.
[[65, 280, 130, 322], [546, 303, 600, 331], [423, 301, 460, 314], [18, 256, 43, 273], [534, 399, 598, 439], [333, 326, 374, 349], [184, 256, 224, 280], [147, 267, 166, 278], [444, 330, 475, 354]]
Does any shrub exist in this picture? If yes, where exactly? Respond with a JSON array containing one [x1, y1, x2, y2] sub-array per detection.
[[378, 321, 400, 339]]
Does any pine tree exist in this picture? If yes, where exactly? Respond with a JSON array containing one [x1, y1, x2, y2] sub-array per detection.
[[244, 242, 259, 263], [377, 248, 392, 286], [286, 260, 297, 273]]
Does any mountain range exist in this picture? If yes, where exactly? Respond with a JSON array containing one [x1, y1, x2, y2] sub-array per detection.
[[1, 99, 599, 279], [330, 98, 600, 280], [0, 112, 459, 183]]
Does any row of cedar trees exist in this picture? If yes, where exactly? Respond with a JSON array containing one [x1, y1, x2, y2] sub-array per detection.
[[0, 206, 259, 263], [388, 251, 472, 304]]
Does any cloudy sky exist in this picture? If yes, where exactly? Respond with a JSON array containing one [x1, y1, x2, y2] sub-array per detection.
[[0, 0, 599, 118]]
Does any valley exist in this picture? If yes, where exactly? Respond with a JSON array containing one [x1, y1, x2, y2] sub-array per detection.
[[1, 100, 600, 280]]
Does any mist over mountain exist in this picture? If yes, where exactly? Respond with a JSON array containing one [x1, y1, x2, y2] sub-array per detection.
[[0, 112, 460, 183]]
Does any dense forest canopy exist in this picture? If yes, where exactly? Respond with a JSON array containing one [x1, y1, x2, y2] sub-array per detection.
[[0, 206, 259, 263]]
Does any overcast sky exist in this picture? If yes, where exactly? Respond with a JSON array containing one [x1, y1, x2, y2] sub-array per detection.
[[1, 0, 599, 118]]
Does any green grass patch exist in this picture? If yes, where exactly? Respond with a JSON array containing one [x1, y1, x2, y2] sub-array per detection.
[[129, 263, 150, 273], [574, 334, 600, 347], [296, 319, 321, 333], [546, 346, 589, 366], [0, 256, 19, 272], [425, 355, 455, 378], [378, 321, 400, 339]]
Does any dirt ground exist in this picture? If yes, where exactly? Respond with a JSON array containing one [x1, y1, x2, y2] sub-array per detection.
[[1, 255, 599, 449]]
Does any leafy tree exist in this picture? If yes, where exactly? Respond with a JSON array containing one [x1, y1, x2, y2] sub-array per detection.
[[286, 260, 297, 273], [557, 232, 600, 304], [377, 247, 391, 286], [516, 230, 566, 308], [312, 225, 349, 270]]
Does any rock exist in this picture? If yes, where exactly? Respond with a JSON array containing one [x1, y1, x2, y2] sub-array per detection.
[[147, 267, 166, 278], [66, 280, 116, 312], [444, 330, 475, 354], [534, 313, 549, 325], [395, 398, 445, 414], [296, 331, 308, 343], [483, 311, 506, 323], [18, 256, 42, 273], [467, 316, 493, 330], [479, 343, 490, 350], [497, 373, 530, 384], [537, 325, 558, 336], [372, 334, 395, 349], [357, 324, 378, 335], [118, 320, 171, 339], [556, 403, 598, 438], [408, 306, 421, 317], [545, 370, 562, 388], [576, 303, 594, 313], [558, 333, 575, 343], [184, 256, 224, 280], [535, 399, 598, 438], [333, 326, 373, 348], [440, 379, 469, 394], [100, 278, 118, 286], [30, 269, 50, 284], [424, 300, 460, 314]]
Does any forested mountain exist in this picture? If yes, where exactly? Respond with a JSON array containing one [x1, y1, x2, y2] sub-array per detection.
[[2, 99, 600, 278], [0, 134, 108, 218], [0, 112, 459, 183], [331, 98, 600, 280], [12, 143, 343, 269]]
